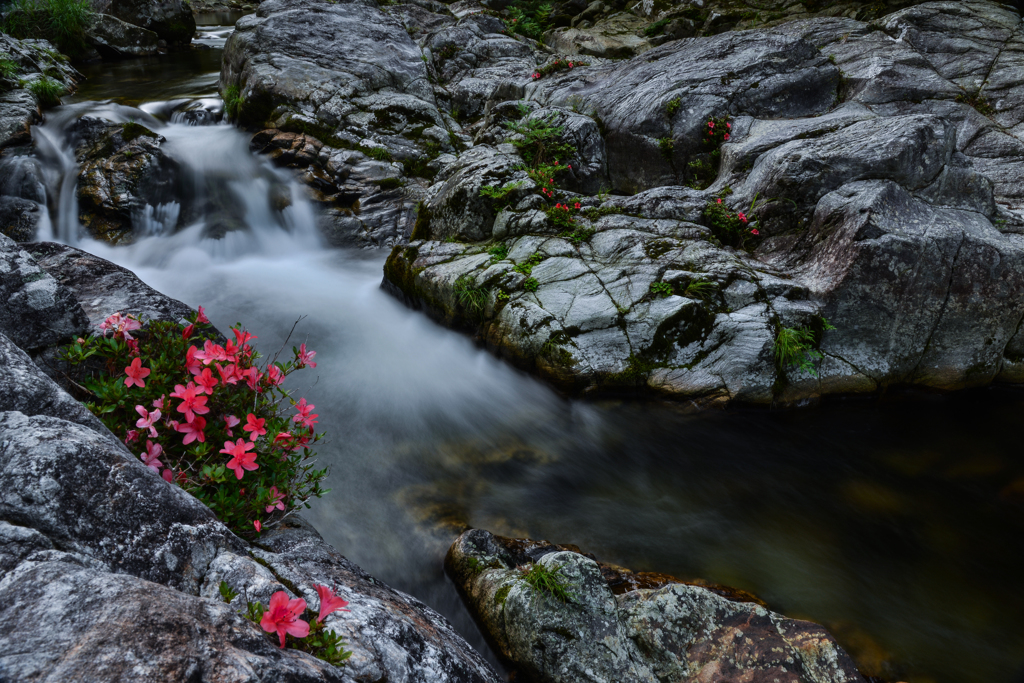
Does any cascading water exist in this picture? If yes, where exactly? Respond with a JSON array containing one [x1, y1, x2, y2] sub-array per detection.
[[13, 15, 1024, 682]]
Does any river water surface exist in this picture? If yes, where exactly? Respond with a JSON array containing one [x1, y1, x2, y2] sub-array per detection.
[[24, 15, 1024, 683]]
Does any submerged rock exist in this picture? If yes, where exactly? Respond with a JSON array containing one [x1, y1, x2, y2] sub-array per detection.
[[447, 529, 866, 683]]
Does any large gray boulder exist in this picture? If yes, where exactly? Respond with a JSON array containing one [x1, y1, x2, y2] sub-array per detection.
[[447, 529, 867, 683], [89, 0, 196, 46], [85, 13, 161, 58], [0, 36, 78, 149]]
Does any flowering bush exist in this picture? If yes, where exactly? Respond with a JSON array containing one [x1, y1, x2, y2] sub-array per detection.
[[59, 308, 328, 538], [704, 115, 732, 146], [544, 201, 581, 230], [701, 197, 759, 250], [686, 114, 733, 190]]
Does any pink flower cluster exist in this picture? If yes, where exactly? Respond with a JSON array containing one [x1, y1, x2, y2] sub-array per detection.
[[259, 584, 350, 648]]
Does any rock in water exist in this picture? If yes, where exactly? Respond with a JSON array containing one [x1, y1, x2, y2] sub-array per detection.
[[447, 529, 867, 683]]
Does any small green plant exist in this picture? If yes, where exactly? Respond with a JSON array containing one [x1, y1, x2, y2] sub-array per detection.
[[545, 201, 581, 230], [1, 0, 93, 57], [513, 252, 545, 276], [505, 112, 573, 172], [373, 177, 405, 190], [366, 146, 393, 161], [435, 43, 459, 60], [219, 580, 239, 603], [487, 242, 509, 262], [479, 181, 524, 208], [582, 205, 622, 221], [665, 97, 681, 118], [454, 273, 490, 313], [650, 281, 673, 298], [643, 17, 671, 37], [684, 278, 718, 299], [27, 75, 63, 107], [504, 0, 552, 41], [523, 277, 539, 292], [774, 322, 832, 377], [956, 92, 995, 117], [521, 563, 574, 603], [0, 58, 19, 82], [560, 226, 595, 246], [657, 136, 674, 159]]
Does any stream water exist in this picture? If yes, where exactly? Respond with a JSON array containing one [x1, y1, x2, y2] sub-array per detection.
[[17, 14, 1024, 683]]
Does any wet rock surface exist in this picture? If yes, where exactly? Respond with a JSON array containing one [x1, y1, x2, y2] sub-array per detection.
[[375, 0, 1024, 406], [0, 35, 78, 150], [0, 240, 502, 683], [89, 0, 197, 46], [447, 529, 867, 683]]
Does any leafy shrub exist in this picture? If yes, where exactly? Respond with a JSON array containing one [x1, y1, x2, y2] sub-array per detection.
[[665, 97, 681, 118], [657, 136, 674, 159], [513, 252, 545, 276], [560, 225, 595, 246], [479, 180, 524, 208], [504, 0, 552, 41], [0, 58, 19, 82], [684, 278, 717, 299], [223, 85, 243, 120], [523, 277, 539, 292], [59, 309, 328, 538], [545, 201, 581, 230], [774, 320, 833, 377], [1, 0, 92, 56], [26, 75, 64, 107], [487, 242, 509, 262]]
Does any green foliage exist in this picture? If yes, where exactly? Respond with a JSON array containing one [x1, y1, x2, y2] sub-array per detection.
[[240, 596, 352, 666], [956, 92, 995, 117], [27, 75, 63, 107], [523, 277, 539, 292], [774, 323, 830, 377], [505, 112, 573, 171], [435, 43, 459, 60], [560, 226, 595, 246], [219, 581, 239, 603], [487, 242, 509, 262], [657, 136, 674, 159], [521, 563, 574, 603], [650, 281, 673, 298], [454, 273, 490, 313], [545, 201, 580, 230], [513, 252, 545, 276], [58, 314, 328, 538], [479, 180, 524, 208], [373, 177, 405, 190], [684, 278, 717, 299], [1, 0, 92, 57], [644, 17, 671, 37], [223, 85, 243, 120], [619, 353, 657, 380], [0, 58, 19, 82], [686, 153, 719, 190], [582, 205, 622, 221], [121, 121, 156, 143], [366, 146, 393, 161], [504, 1, 552, 41], [665, 97, 681, 118]]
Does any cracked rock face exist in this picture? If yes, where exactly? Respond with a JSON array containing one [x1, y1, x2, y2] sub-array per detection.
[[382, 0, 1024, 406], [0, 244, 502, 683], [446, 529, 866, 683]]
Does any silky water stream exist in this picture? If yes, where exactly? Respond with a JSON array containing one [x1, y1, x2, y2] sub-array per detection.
[[14, 15, 1024, 682]]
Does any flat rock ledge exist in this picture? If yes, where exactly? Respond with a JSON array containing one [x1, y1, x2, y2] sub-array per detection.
[[447, 528, 868, 683], [0, 235, 500, 683]]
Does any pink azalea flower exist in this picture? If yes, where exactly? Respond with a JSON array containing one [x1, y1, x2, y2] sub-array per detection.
[[162, 469, 174, 482], [313, 584, 350, 623], [716, 198, 722, 204], [232, 328, 257, 349], [243, 367, 264, 392], [153, 396, 165, 411], [99, 312, 122, 336], [567, 164, 572, 169], [574, 202, 581, 209], [224, 414, 241, 437], [254, 520, 262, 532], [185, 345, 202, 376], [708, 121, 714, 128], [195, 368, 219, 395], [751, 228, 759, 235], [171, 382, 209, 423], [181, 323, 195, 340], [726, 122, 731, 129], [123, 358, 151, 388], [260, 591, 309, 648], [177, 416, 207, 445], [221, 438, 258, 479], [126, 338, 140, 356], [194, 340, 228, 365], [141, 440, 164, 473], [266, 486, 286, 513], [124, 429, 140, 445], [243, 413, 267, 440], [196, 306, 210, 324], [293, 398, 319, 429], [737, 212, 748, 223], [297, 343, 317, 368], [223, 339, 241, 360], [135, 405, 161, 437], [266, 364, 285, 387], [723, 133, 730, 141], [215, 362, 240, 385]]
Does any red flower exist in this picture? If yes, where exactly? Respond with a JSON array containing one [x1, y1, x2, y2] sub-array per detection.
[[723, 133, 730, 141], [177, 416, 207, 445], [171, 382, 209, 423], [738, 212, 747, 223], [751, 228, 759, 235], [574, 202, 581, 209], [260, 591, 309, 648], [123, 358, 150, 389], [196, 306, 210, 324], [181, 323, 195, 340], [254, 520, 262, 532], [297, 343, 317, 368], [314, 584, 350, 623], [243, 413, 267, 440], [716, 198, 722, 204], [195, 368, 219, 395], [708, 121, 714, 128]]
